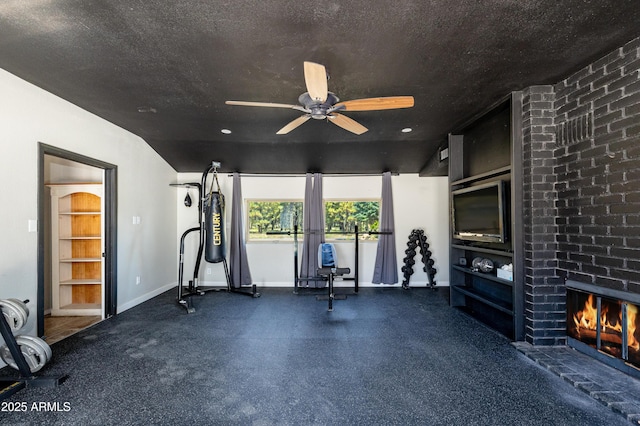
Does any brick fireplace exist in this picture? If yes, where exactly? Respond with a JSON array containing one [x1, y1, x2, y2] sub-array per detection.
[[520, 35, 640, 373]]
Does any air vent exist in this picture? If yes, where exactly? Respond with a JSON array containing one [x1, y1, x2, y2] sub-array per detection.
[[556, 111, 593, 146]]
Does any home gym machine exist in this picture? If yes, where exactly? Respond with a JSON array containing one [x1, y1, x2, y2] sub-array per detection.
[[0, 298, 66, 400], [269, 221, 391, 311], [173, 161, 259, 313]]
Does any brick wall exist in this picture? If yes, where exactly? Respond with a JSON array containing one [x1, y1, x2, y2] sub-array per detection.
[[521, 86, 566, 345], [553, 37, 640, 294], [521, 36, 640, 345]]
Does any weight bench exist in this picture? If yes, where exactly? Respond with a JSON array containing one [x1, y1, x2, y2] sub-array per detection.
[[316, 267, 351, 311]]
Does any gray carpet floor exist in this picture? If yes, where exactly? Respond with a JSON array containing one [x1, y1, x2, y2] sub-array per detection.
[[0, 287, 632, 425]]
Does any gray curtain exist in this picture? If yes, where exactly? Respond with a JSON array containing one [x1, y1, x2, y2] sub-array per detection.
[[300, 173, 325, 287], [372, 172, 398, 284], [229, 172, 252, 288]]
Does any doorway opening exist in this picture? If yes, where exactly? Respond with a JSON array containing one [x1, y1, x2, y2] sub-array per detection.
[[38, 144, 117, 343]]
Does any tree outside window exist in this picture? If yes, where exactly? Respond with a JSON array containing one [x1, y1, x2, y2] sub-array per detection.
[[247, 199, 379, 241], [325, 200, 379, 240], [247, 200, 302, 240]]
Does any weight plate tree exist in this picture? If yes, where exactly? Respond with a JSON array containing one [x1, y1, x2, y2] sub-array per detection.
[[0, 298, 66, 400]]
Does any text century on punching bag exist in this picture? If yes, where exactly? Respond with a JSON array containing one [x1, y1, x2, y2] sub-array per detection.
[[212, 211, 221, 246]]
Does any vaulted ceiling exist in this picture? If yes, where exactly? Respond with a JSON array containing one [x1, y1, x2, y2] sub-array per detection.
[[1, 1, 639, 174]]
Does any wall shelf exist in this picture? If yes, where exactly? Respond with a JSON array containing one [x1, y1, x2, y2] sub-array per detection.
[[451, 265, 514, 287], [451, 286, 514, 315], [448, 92, 524, 340], [451, 244, 514, 258], [60, 279, 102, 285], [450, 165, 512, 187], [49, 184, 104, 317]]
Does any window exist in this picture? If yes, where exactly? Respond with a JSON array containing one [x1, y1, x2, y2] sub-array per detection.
[[246, 199, 380, 241], [247, 200, 302, 241], [325, 200, 379, 241]]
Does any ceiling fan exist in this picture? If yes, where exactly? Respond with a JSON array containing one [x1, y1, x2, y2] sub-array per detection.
[[225, 62, 414, 135]]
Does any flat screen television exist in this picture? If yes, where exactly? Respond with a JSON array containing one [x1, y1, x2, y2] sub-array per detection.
[[452, 180, 507, 243]]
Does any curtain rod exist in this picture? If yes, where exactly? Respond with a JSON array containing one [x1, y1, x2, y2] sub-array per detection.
[[227, 172, 399, 178]]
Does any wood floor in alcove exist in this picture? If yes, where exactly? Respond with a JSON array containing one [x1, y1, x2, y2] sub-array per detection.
[[44, 315, 101, 345]]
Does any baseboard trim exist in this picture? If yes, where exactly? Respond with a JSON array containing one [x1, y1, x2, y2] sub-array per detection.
[[117, 282, 176, 313], [117, 280, 450, 314]]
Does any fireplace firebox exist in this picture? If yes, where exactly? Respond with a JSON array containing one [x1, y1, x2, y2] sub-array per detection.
[[566, 281, 640, 379]]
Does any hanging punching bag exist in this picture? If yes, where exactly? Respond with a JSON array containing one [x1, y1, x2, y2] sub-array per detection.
[[204, 191, 226, 263]]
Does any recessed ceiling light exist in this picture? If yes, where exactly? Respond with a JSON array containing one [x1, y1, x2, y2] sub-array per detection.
[[221, 129, 232, 134], [401, 127, 412, 133], [137, 106, 157, 113]]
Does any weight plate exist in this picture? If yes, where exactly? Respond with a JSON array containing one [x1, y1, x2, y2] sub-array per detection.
[[18, 335, 52, 363], [0, 345, 15, 369], [471, 257, 483, 270], [7, 298, 29, 318], [4, 299, 28, 326], [0, 336, 48, 373], [0, 300, 26, 332], [15, 336, 48, 372], [479, 258, 494, 273], [5, 299, 28, 333]]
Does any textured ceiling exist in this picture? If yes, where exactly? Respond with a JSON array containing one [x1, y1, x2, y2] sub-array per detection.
[[1, 1, 639, 174]]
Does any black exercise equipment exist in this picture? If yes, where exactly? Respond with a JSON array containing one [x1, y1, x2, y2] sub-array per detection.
[[317, 267, 351, 311], [173, 161, 259, 313], [268, 222, 392, 307], [204, 189, 225, 264], [401, 229, 437, 289], [0, 299, 66, 401]]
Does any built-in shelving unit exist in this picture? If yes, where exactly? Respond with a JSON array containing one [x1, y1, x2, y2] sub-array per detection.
[[448, 93, 524, 340], [49, 184, 103, 316]]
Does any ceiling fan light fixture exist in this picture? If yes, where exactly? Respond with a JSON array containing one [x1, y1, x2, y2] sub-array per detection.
[[225, 62, 414, 135], [221, 129, 232, 134]]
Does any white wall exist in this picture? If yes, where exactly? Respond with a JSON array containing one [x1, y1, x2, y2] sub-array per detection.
[[0, 69, 177, 343], [176, 173, 450, 288]]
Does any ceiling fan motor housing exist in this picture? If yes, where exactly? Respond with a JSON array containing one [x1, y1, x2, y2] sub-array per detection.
[[299, 92, 340, 119]]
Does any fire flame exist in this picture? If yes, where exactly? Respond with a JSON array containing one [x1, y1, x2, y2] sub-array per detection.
[[573, 294, 639, 351], [573, 294, 599, 331], [629, 304, 639, 351]]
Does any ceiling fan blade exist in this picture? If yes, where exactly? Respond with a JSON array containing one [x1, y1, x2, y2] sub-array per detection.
[[333, 96, 414, 111], [226, 100, 300, 109], [276, 115, 311, 135], [303, 62, 328, 103], [328, 113, 368, 135]]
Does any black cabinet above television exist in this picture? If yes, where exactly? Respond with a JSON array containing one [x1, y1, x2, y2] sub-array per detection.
[[448, 93, 524, 341]]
